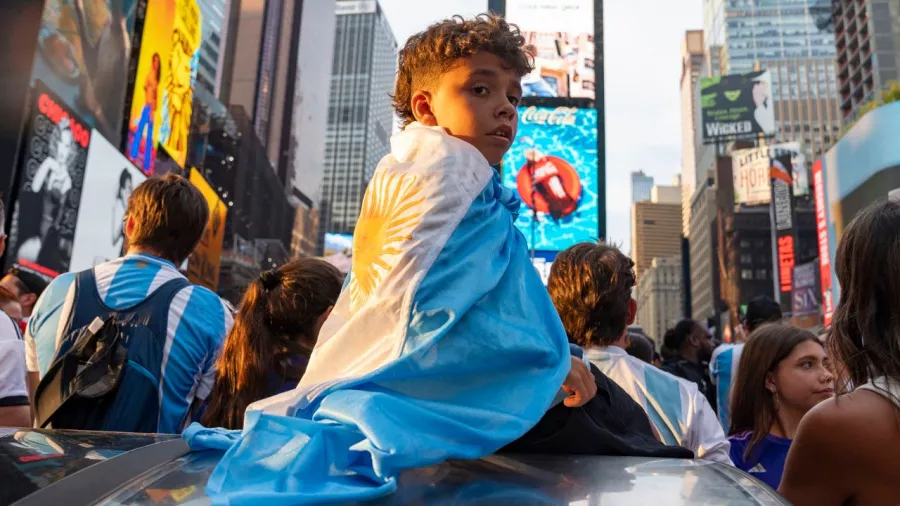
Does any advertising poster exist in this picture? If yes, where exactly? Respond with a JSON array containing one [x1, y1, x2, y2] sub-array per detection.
[[770, 151, 797, 314], [733, 142, 809, 204], [30, 0, 140, 143], [69, 133, 146, 272], [502, 106, 599, 251], [504, 0, 595, 99], [7, 81, 90, 276], [187, 168, 226, 291], [811, 159, 834, 325], [125, 0, 201, 175], [791, 261, 819, 318], [701, 70, 776, 143]]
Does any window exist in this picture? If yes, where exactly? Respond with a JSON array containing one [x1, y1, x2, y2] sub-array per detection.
[[756, 269, 768, 280], [740, 253, 753, 264], [740, 239, 751, 248], [741, 269, 754, 280]]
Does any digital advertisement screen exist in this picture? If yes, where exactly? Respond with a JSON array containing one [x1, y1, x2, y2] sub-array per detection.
[[504, 0, 595, 99], [69, 132, 146, 272], [770, 151, 797, 314], [811, 159, 833, 325], [502, 106, 599, 252], [7, 81, 91, 276], [125, 0, 201, 175], [187, 168, 227, 291], [701, 70, 776, 144], [732, 142, 809, 205], [31, 0, 140, 143]]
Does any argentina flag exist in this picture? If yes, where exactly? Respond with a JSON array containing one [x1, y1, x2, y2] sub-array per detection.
[[184, 123, 571, 504]]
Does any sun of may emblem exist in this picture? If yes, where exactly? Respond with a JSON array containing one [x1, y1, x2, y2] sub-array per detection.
[[348, 170, 425, 312]]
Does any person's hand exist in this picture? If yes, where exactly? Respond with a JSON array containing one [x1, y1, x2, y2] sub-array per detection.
[[562, 356, 597, 407]]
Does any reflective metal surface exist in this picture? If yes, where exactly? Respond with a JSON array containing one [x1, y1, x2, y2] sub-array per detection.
[[0, 428, 172, 505], [99, 452, 787, 506]]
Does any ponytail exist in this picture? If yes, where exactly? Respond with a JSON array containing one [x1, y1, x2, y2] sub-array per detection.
[[201, 259, 343, 429]]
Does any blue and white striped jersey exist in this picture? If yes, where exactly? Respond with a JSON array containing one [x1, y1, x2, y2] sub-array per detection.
[[586, 345, 733, 465], [710, 343, 744, 431], [25, 253, 233, 433]]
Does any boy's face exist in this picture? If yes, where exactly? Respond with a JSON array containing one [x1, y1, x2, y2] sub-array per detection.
[[412, 52, 522, 165]]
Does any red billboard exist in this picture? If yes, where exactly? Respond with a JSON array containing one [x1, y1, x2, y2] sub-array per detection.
[[812, 159, 833, 325]]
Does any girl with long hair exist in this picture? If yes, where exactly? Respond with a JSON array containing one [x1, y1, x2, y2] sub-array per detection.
[[780, 199, 900, 505], [728, 324, 833, 490], [201, 259, 342, 430]]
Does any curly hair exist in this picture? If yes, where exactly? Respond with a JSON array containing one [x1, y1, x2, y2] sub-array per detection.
[[548, 243, 636, 348], [393, 13, 533, 126]]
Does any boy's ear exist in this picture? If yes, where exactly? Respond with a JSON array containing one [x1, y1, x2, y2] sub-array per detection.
[[411, 90, 437, 126]]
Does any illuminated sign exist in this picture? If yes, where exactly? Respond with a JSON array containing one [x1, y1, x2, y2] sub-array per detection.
[[502, 106, 599, 252], [811, 159, 833, 324], [770, 152, 797, 312]]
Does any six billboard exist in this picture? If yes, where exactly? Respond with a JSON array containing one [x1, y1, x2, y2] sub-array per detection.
[[502, 106, 599, 251], [187, 168, 227, 291], [733, 142, 809, 205], [69, 133, 147, 272], [504, 0, 595, 99], [701, 70, 776, 144], [31, 0, 140, 144], [7, 81, 91, 277], [125, 0, 202, 176]]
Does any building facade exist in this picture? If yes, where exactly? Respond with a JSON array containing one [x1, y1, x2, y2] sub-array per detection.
[[196, 0, 230, 97], [833, 0, 900, 120], [632, 193, 683, 280], [681, 30, 705, 237], [636, 256, 684, 342], [320, 0, 397, 236], [689, 180, 719, 322], [631, 170, 655, 203]]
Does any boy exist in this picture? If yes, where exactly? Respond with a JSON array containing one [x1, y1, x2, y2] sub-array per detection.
[[189, 15, 599, 504]]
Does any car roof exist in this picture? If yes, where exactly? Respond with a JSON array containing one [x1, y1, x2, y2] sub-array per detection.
[[0, 429, 787, 506]]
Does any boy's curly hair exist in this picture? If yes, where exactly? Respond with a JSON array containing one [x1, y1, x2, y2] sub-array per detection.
[[393, 13, 533, 126]]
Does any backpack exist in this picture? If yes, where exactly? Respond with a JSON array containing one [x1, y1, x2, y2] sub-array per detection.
[[33, 269, 190, 433]]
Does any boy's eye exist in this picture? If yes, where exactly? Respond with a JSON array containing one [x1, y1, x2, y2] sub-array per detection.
[[508, 95, 520, 106], [472, 85, 489, 95]]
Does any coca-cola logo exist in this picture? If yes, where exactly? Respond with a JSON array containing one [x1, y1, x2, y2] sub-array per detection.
[[520, 106, 578, 126]]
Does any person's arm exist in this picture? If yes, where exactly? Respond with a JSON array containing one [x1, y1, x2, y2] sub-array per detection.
[[778, 400, 854, 506], [688, 386, 733, 465]]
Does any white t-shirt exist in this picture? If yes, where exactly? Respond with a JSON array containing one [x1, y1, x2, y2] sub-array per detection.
[[0, 311, 27, 405]]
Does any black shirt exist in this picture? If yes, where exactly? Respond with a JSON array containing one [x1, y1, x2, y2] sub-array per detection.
[[660, 358, 718, 414]]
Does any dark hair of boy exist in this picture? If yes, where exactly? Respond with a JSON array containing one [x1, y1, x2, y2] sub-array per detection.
[[393, 13, 532, 126], [125, 174, 208, 266], [548, 243, 636, 348], [202, 259, 344, 430]]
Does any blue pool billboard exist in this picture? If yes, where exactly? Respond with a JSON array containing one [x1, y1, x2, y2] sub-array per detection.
[[502, 106, 599, 252]]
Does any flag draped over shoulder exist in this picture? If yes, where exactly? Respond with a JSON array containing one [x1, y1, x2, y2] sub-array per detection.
[[183, 123, 571, 504]]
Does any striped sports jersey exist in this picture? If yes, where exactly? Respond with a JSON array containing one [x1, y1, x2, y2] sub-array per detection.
[[0, 310, 27, 405], [25, 253, 233, 433], [586, 345, 732, 465], [710, 343, 744, 431]]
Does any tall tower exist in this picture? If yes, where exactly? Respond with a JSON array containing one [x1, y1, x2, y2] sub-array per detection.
[[319, 0, 398, 236]]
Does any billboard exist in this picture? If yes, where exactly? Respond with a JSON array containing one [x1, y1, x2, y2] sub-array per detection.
[[125, 0, 201, 175], [31, 0, 140, 143], [811, 159, 833, 325], [770, 150, 797, 313], [701, 70, 776, 143], [505, 1, 595, 99], [733, 143, 809, 204], [7, 82, 90, 276], [324, 233, 353, 256], [502, 106, 599, 251], [187, 168, 226, 291], [69, 133, 146, 272]]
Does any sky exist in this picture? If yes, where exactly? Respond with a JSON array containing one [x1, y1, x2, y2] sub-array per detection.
[[379, 0, 703, 253]]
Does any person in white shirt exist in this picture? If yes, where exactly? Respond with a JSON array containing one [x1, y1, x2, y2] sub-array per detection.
[[0, 199, 30, 427], [547, 242, 732, 464]]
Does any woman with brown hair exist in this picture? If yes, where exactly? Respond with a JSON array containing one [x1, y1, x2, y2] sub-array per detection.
[[728, 324, 833, 490], [201, 259, 343, 430], [780, 199, 900, 505]]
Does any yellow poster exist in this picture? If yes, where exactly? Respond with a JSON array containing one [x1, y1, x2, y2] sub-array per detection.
[[187, 168, 226, 290], [125, 0, 201, 175]]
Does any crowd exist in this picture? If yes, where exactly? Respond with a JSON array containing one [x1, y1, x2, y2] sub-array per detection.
[[0, 12, 898, 505]]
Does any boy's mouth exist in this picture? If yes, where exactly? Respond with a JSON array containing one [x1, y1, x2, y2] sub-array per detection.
[[487, 125, 513, 142]]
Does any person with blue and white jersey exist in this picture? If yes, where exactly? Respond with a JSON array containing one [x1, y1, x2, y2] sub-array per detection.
[[548, 243, 732, 464], [710, 295, 783, 430], [25, 174, 233, 434]]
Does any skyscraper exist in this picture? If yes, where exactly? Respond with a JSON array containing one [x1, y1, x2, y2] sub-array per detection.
[[632, 185, 682, 280], [681, 30, 705, 237], [833, 0, 900, 120], [196, 0, 230, 96], [631, 170, 655, 203], [319, 0, 397, 236]]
